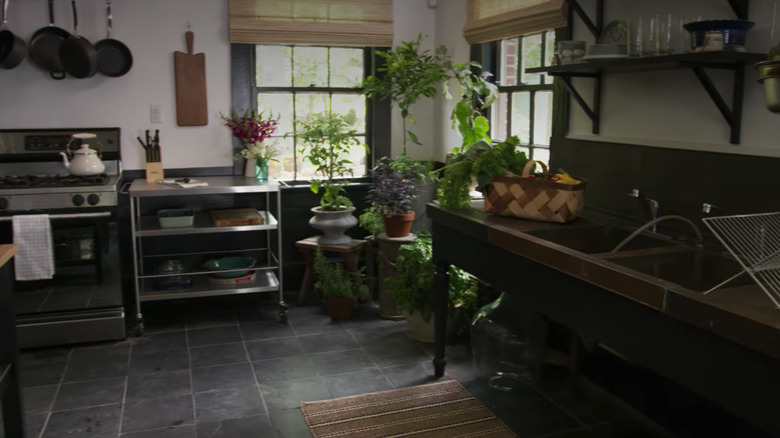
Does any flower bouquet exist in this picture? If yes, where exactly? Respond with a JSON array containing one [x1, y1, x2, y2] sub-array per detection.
[[221, 109, 280, 179]]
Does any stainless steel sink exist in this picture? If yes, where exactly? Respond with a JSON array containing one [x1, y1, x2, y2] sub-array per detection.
[[608, 249, 752, 292], [527, 225, 676, 254]]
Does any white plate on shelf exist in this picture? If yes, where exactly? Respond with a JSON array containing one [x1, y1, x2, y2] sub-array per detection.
[[583, 54, 629, 60]]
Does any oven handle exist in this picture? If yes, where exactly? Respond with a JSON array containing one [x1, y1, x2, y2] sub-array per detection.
[[0, 212, 111, 221], [119, 181, 132, 195]]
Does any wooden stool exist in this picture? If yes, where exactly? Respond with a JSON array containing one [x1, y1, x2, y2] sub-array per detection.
[[295, 236, 366, 304]]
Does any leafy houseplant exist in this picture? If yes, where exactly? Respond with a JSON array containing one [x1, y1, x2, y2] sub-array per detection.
[[362, 34, 450, 155], [366, 156, 419, 237], [449, 62, 499, 154], [437, 136, 529, 209], [221, 109, 280, 180], [296, 112, 364, 210], [385, 232, 478, 341], [313, 247, 369, 319]]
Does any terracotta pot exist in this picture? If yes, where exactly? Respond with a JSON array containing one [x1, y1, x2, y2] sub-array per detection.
[[382, 211, 415, 238], [324, 296, 355, 320]]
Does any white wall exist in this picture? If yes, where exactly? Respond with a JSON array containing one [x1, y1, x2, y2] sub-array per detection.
[[0, 0, 456, 169], [569, 0, 780, 156], [0, 0, 231, 171]]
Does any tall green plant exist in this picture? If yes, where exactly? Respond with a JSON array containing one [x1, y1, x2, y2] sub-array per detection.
[[449, 62, 499, 154], [295, 112, 366, 210], [362, 34, 450, 154]]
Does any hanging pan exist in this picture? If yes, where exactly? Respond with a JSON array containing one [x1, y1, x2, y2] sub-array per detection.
[[0, 0, 27, 70], [95, 0, 132, 77], [59, 0, 98, 79], [29, 0, 71, 79]]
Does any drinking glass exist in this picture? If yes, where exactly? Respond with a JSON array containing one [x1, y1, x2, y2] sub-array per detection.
[[629, 17, 644, 57]]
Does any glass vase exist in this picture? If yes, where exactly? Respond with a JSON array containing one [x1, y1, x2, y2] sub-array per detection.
[[255, 160, 269, 181]]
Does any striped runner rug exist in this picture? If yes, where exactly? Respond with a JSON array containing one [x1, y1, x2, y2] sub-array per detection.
[[300, 380, 517, 437]]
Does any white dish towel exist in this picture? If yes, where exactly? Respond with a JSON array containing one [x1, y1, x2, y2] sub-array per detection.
[[12, 214, 55, 281]]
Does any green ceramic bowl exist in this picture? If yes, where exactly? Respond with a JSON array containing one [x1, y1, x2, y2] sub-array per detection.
[[202, 256, 257, 278]]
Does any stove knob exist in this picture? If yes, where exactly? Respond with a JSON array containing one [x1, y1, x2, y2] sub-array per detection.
[[0, 197, 7, 210], [87, 194, 101, 206], [72, 194, 85, 206]]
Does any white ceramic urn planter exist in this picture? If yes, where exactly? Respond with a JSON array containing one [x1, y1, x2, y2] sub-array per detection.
[[309, 206, 358, 245]]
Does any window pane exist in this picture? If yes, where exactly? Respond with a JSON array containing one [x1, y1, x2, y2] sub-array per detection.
[[332, 94, 366, 133], [256, 46, 292, 87], [511, 92, 530, 144], [345, 136, 367, 178], [532, 147, 550, 166], [294, 93, 329, 123], [330, 48, 364, 88], [533, 91, 553, 146], [270, 137, 297, 180], [499, 37, 518, 87], [544, 31, 556, 83], [521, 34, 542, 85], [490, 92, 509, 141], [293, 47, 328, 87], [257, 93, 294, 137]]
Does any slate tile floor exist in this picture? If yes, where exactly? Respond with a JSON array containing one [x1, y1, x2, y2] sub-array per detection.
[[16, 293, 671, 438]]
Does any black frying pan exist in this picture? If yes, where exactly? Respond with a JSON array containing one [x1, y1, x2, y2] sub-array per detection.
[[0, 0, 26, 70], [29, 0, 71, 80], [60, 0, 97, 79], [95, 0, 131, 77]]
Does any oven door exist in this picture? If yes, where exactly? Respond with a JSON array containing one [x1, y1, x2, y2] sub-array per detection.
[[0, 211, 126, 348]]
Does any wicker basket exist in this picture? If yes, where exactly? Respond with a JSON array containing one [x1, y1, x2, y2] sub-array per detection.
[[484, 161, 586, 223]]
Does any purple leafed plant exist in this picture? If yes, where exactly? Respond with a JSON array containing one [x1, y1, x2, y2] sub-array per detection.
[[367, 156, 419, 216]]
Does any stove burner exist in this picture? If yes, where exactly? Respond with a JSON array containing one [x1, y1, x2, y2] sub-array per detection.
[[0, 174, 109, 189]]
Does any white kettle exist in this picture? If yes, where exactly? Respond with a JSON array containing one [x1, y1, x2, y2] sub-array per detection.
[[60, 133, 106, 176]]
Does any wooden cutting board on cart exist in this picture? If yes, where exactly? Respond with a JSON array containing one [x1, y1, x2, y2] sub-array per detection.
[[210, 209, 265, 226], [173, 31, 208, 126]]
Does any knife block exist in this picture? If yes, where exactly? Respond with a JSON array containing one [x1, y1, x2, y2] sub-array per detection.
[[146, 162, 164, 183]]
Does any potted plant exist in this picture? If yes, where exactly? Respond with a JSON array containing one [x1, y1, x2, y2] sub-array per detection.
[[366, 156, 419, 238], [437, 136, 529, 209], [313, 247, 369, 320], [295, 111, 367, 244], [362, 34, 450, 155], [221, 109, 280, 181], [385, 232, 478, 342]]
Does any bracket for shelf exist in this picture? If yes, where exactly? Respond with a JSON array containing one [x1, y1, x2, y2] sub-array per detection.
[[566, 0, 603, 39], [727, 0, 750, 20], [558, 73, 601, 134], [688, 64, 745, 144]]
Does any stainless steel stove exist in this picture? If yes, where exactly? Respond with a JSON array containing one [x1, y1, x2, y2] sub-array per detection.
[[0, 128, 126, 348]]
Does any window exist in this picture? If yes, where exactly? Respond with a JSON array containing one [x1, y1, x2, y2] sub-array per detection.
[[487, 30, 556, 165], [253, 45, 371, 180]]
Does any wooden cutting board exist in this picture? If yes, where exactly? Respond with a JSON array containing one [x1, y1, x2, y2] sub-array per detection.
[[210, 209, 265, 227], [173, 31, 208, 126]]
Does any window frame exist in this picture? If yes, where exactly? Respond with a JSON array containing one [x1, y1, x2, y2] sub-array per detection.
[[229, 44, 391, 181]]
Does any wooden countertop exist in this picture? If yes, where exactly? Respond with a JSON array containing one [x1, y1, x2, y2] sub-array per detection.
[[0, 245, 17, 269]]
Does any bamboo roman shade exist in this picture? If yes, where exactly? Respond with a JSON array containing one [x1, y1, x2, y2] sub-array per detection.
[[228, 0, 393, 47], [463, 0, 568, 44]]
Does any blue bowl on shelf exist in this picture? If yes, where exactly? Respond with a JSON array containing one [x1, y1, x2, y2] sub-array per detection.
[[202, 256, 257, 278], [683, 20, 754, 52]]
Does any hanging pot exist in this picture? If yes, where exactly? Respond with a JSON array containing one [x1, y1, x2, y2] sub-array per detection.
[[755, 60, 780, 113], [59, 0, 98, 79], [95, 0, 132, 77], [0, 0, 26, 70], [29, 0, 71, 79]]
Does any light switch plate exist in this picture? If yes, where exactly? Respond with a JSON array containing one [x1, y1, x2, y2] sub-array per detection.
[[150, 105, 162, 124]]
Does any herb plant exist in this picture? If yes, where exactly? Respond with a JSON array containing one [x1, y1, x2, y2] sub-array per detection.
[[313, 248, 369, 301], [367, 156, 419, 216], [295, 112, 366, 210], [358, 206, 385, 235]]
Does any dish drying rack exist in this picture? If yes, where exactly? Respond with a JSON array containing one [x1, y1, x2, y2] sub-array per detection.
[[703, 212, 780, 309]]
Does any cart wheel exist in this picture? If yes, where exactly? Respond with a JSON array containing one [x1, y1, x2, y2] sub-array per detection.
[[278, 302, 289, 322]]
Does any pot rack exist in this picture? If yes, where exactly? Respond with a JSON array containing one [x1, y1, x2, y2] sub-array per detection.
[[530, 0, 761, 144]]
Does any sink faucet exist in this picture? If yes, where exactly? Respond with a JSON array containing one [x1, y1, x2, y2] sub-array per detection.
[[611, 215, 704, 253], [627, 189, 660, 232]]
